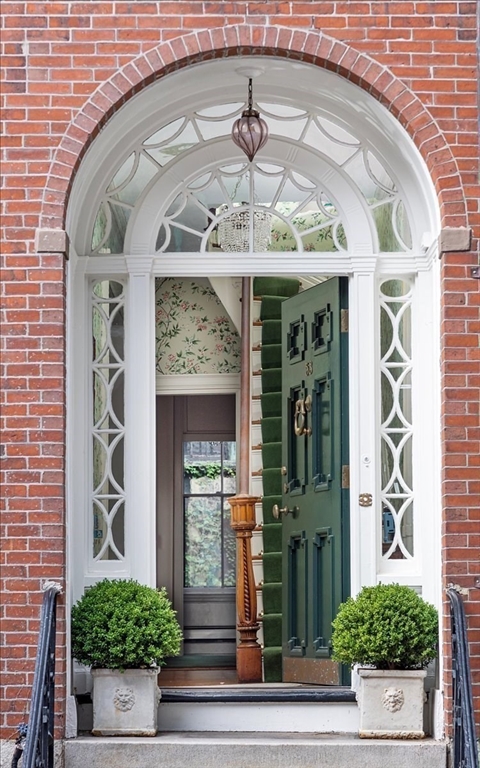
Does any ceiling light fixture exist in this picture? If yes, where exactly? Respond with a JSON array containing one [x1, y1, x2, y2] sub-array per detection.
[[231, 78, 269, 162]]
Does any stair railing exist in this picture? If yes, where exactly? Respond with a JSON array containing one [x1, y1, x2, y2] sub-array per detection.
[[22, 582, 62, 768], [447, 587, 479, 768]]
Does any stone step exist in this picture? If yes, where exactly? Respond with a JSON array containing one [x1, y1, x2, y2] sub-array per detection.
[[158, 686, 358, 734], [76, 686, 357, 735], [65, 733, 447, 768]]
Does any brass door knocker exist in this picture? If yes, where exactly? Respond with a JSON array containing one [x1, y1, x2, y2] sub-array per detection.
[[294, 398, 306, 436], [294, 395, 312, 437]]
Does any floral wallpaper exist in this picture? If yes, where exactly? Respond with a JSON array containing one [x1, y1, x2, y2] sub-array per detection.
[[268, 202, 345, 252], [155, 278, 241, 375]]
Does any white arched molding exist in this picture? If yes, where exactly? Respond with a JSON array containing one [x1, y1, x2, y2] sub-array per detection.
[[68, 59, 439, 259], [127, 139, 375, 257], [66, 58, 441, 628]]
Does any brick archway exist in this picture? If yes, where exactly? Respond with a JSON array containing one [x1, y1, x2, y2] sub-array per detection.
[[41, 25, 466, 232]]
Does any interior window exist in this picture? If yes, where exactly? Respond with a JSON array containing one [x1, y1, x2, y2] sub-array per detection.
[[183, 440, 237, 588]]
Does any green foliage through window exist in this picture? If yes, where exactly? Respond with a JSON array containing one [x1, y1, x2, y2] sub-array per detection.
[[184, 462, 236, 480]]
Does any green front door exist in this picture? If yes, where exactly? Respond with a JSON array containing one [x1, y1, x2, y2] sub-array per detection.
[[280, 278, 349, 685]]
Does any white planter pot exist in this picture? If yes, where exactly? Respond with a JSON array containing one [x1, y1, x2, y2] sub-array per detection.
[[357, 668, 426, 739], [91, 668, 160, 736]]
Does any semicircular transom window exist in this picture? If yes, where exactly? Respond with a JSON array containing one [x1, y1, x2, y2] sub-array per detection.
[[90, 102, 413, 256]]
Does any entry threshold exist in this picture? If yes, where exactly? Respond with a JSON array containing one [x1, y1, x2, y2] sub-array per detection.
[[161, 684, 356, 703]]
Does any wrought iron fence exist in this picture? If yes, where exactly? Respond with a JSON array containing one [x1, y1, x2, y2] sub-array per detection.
[[22, 582, 62, 768], [447, 587, 479, 768]]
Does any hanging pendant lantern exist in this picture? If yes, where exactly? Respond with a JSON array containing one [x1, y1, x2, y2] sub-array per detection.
[[232, 78, 269, 162]]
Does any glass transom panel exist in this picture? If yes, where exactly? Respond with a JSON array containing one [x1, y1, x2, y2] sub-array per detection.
[[90, 101, 412, 256]]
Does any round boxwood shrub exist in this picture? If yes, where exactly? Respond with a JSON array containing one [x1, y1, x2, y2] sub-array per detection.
[[331, 583, 438, 670], [71, 579, 182, 669]]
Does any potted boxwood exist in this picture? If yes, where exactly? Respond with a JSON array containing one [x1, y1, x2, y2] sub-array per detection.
[[71, 579, 182, 736], [332, 583, 438, 739]]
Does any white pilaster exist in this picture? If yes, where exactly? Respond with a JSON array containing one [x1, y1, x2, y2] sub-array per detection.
[[412, 268, 441, 604], [349, 259, 379, 594], [125, 257, 156, 586]]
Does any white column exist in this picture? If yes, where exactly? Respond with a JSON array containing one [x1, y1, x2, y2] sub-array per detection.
[[125, 257, 156, 586], [349, 260, 379, 595], [412, 267, 441, 606], [68, 254, 89, 602]]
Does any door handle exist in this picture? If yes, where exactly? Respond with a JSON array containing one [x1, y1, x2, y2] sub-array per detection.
[[272, 504, 299, 519]]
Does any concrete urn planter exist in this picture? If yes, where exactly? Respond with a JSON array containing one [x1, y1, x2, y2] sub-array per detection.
[[91, 668, 161, 736], [357, 668, 427, 739]]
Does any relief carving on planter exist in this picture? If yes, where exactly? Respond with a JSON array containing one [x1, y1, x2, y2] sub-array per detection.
[[113, 687, 136, 711], [381, 687, 405, 713]]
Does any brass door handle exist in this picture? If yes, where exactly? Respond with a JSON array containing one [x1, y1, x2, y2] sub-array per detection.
[[293, 395, 312, 437], [294, 398, 306, 436], [272, 504, 299, 519]]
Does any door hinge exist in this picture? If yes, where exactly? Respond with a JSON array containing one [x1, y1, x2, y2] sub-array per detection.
[[341, 465, 350, 489], [340, 309, 349, 333]]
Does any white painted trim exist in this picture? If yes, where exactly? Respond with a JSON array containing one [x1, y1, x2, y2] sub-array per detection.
[[65, 246, 83, 695], [66, 58, 440, 258], [128, 138, 375, 256], [156, 373, 241, 395], [124, 257, 156, 587], [348, 263, 379, 594], [415, 267, 442, 607], [83, 252, 434, 278]]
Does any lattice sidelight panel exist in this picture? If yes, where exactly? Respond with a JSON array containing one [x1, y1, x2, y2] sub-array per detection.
[[379, 278, 414, 561], [91, 280, 126, 562]]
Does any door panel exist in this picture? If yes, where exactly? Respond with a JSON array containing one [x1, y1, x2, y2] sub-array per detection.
[[281, 278, 349, 685], [312, 527, 334, 657], [286, 529, 307, 656]]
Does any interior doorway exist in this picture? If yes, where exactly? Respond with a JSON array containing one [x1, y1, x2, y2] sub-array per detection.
[[156, 394, 238, 684]]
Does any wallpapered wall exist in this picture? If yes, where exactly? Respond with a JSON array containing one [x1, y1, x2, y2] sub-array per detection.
[[155, 278, 241, 374]]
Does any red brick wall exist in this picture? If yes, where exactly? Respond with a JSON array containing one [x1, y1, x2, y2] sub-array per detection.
[[441, 247, 480, 734], [1, 1, 479, 740]]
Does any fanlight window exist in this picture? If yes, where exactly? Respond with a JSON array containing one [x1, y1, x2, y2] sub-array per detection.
[[90, 102, 412, 256], [156, 164, 347, 255]]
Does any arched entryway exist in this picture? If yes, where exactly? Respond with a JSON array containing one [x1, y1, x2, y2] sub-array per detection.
[[65, 54, 441, 707]]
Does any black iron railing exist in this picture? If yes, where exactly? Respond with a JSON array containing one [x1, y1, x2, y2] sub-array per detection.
[[22, 582, 61, 768], [447, 587, 479, 768]]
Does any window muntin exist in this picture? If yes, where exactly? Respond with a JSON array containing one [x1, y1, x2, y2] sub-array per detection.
[[183, 440, 237, 588], [90, 101, 412, 256]]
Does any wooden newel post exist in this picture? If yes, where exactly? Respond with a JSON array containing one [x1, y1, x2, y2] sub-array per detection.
[[229, 494, 262, 683]]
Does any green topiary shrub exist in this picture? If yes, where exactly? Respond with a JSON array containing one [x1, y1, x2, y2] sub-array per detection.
[[331, 583, 438, 670], [71, 579, 182, 669]]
